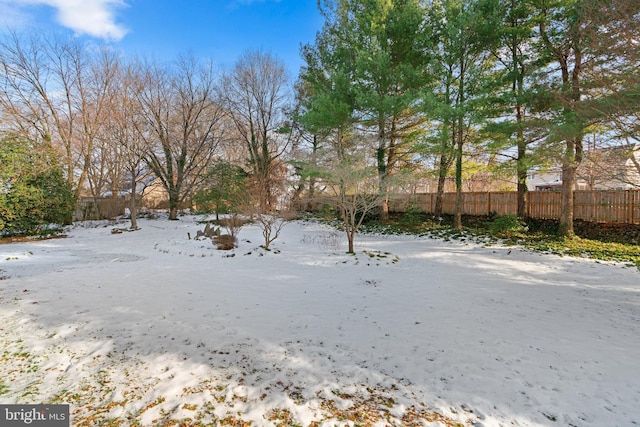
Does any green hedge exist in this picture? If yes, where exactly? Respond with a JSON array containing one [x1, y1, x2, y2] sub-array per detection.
[[0, 136, 73, 236]]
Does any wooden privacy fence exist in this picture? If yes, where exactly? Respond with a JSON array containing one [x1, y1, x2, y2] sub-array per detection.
[[387, 190, 640, 224], [74, 197, 127, 221]]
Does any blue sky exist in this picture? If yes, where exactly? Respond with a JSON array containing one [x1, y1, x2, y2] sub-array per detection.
[[0, 0, 324, 75]]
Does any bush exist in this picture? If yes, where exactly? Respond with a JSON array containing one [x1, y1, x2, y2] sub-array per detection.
[[193, 161, 249, 217], [216, 215, 248, 238], [318, 204, 337, 221], [0, 136, 73, 236], [490, 214, 528, 237], [213, 234, 237, 250], [400, 205, 426, 226]]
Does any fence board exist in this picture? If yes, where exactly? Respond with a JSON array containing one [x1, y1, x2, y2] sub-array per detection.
[[528, 191, 562, 220], [464, 192, 488, 215], [489, 192, 518, 216]]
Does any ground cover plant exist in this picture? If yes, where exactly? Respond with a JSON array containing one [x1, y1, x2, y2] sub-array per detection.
[[359, 211, 640, 269]]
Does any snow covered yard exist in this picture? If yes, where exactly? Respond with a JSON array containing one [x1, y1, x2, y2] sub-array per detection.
[[0, 215, 639, 426]]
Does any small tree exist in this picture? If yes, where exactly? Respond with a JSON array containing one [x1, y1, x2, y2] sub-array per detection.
[[320, 158, 383, 254], [0, 136, 73, 236], [193, 160, 249, 220], [240, 163, 294, 251], [252, 212, 289, 251]]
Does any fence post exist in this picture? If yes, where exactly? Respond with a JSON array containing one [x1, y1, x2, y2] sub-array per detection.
[[487, 192, 492, 215]]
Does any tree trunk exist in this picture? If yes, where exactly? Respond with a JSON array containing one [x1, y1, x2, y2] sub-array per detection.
[[307, 176, 316, 212], [307, 135, 318, 211], [559, 136, 583, 236], [381, 194, 390, 221], [168, 189, 179, 220], [347, 231, 354, 254], [377, 113, 389, 221], [381, 118, 399, 222], [517, 173, 527, 218], [516, 130, 527, 218], [516, 75, 527, 218], [559, 162, 576, 237], [169, 205, 178, 220], [454, 137, 463, 229], [454, 54, 465, 230], [129, 173, 138, 229], [434, 142, 451, 218], [378, 144, 389, 220]]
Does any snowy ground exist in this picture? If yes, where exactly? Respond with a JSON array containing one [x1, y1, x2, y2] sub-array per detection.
[[0, 214, 639, 426]]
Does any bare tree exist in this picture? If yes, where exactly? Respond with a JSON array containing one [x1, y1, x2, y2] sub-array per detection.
[[100, 61, 152, 229], [220, 49, 293, 212], [0, 32, 118, 208], [136, 54, 225, 220], [248, 211, 291, 251], [319, 155, 383, 254], [85, 50, 129, 203]]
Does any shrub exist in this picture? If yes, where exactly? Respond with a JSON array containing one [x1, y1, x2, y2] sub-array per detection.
[[400, 205, 425, 226], [193, 161, 249, 218], [213, 234, 237, 250], [318, 204, 337, 221], [490, 214, 528, 237], [216, 215, 248, 238], [0, 136, 73, 236]]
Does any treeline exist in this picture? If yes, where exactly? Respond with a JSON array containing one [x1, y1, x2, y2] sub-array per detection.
[[1, 0, 639, 237], [0, 33, 294, 233], [295, 0, 640, 236]]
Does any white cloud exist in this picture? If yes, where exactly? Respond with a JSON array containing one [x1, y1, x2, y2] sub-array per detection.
[[1, 0, 128, 41]]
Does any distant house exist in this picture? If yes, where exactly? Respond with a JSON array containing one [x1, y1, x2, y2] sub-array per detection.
[[527, 144, 640, 191], [138, 176, 194, 210], [527, 170, 588, 191], [140, 177, 169, 209], [579, 144, 640, 190]]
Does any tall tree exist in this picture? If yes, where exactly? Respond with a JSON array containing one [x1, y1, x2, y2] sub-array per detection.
[[103, 61, 150, 229], [136, 55, 225, 220], [220, 49, 292, 211], [536, 0, 587, 236], [430, 0, 494, 229], [299, 12, 360, 174], [0, 32, 116, 211], [485, 0, 543, 217], [317, 0, 432, 220], [419, 2, 459, 218], [534, 0, 640, 235]]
